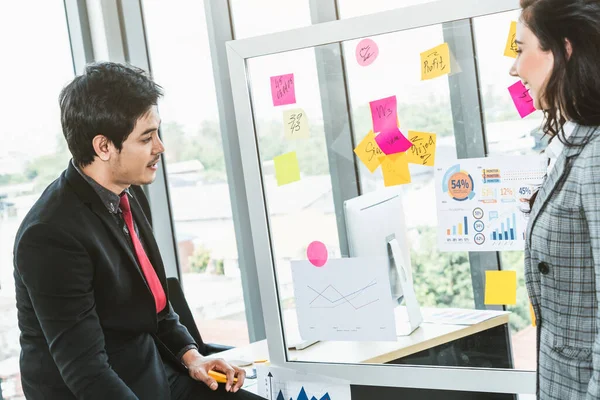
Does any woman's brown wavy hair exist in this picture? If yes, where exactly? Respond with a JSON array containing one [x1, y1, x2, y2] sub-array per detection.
[[520, 0, 600, 208]]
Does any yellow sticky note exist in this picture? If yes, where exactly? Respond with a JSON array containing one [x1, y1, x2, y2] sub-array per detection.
[[379, 153, 411, 187], [274, 151, 301, 186], [406, 131, 436, 167], [484, 270, 517, 305], [420, 43, 451, 80], [504, 21, 518, 58], [529, 301, 536, 327], [354, 131, 384, 173], [283, 108, 309, 139]]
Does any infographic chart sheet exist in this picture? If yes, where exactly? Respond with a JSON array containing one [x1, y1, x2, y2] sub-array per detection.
[[258, 365, 351, 400], [291, 257, 397, 341], [434, 156, 546, 252]]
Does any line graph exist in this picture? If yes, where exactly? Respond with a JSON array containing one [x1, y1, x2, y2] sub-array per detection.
[[307, 280, 379, 310], [291, 257, 397, 341]]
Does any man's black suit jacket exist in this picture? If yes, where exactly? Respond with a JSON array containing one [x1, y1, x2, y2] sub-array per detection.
[[13, 162, 197, 399]]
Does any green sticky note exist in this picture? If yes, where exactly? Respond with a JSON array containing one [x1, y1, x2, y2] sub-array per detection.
[[484, 270, 517, 305], [274, 151, 301, 186]]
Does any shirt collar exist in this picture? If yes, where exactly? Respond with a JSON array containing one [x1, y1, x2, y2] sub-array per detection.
[[71, 159, 131, 214], [545, 121, 576, 160]]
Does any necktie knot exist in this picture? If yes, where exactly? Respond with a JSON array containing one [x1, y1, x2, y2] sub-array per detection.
[[119, 193, 131, 214]]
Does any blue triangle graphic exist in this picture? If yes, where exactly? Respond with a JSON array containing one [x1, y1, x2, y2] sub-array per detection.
[[297, 387, 309, 400]]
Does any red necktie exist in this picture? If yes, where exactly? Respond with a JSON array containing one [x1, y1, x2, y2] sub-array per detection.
[[119, 193, 167, 313]]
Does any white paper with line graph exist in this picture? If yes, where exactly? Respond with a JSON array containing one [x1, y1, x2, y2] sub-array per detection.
[[291, 257, 397, 341]]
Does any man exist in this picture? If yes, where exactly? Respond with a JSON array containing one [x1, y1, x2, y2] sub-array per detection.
[[13, 62, 262, 400]]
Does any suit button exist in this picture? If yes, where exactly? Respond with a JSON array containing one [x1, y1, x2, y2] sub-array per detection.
[[538, 262, 550, 275]]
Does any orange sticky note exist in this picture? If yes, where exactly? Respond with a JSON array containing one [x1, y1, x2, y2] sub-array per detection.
[[504, 21, 518, 58], [274, 152, 301, 186], [379, 153, 411, 187], [406, 131, 436, 166], [529, 302, 536, 327], [354, 131, 384, 172], [484, 270, 517, 305], [420, 43, 451, 80]]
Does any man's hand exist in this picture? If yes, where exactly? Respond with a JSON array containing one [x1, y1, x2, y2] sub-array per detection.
[[181, 349, 246, 393]]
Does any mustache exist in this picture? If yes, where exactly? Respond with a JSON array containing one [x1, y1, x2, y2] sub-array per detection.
[[147, 156, 161, 166]]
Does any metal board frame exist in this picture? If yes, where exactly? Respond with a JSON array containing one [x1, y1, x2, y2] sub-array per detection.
[[226, 0, 533, 393]]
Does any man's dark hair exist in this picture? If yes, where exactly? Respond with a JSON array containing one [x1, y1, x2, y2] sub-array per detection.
[[59, 62, 163, 167]]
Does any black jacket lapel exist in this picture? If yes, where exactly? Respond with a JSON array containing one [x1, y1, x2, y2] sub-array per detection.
[[64, 163, 150, 288]]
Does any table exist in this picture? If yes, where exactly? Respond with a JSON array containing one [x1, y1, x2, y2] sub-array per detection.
[[216, 307, 514, 399]]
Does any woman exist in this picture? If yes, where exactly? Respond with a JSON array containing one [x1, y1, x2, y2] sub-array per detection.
[[511, 0, 600, 398]]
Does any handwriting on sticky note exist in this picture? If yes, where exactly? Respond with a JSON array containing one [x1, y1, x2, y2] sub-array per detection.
[[508, 81, 536, 118], [283, 108, 309, 139], [354, 131, 384, 173], [270, 73, 296, 106], [379, 153, 411, 187], [504, 21, 518, 58], [273, 151, 301, 186], [356, 38, 379, 67], [370, 95, 397, 133], [375, 128, 413, 155], [484, 270, 517, 305], [420, 43, 451, 80], [406, 131, 436, 166]]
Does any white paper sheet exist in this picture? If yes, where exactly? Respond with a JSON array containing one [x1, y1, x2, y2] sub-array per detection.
[[257, 365, 351, 400], [435, 155, 546, 252], [291, 257, 397, 342]]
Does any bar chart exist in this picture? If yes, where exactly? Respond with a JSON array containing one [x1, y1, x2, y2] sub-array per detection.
[[491, 212, 517, 241], [446, 216, 469, 238]]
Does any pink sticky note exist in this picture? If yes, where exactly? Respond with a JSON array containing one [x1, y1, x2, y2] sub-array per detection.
[[270, 73, 296, 106], [307, 241, 328, 267], [356, 38, 379, 67], [375, 128, 413, 155], [370, 96, 397, 133], [508, 81, 536, 118]]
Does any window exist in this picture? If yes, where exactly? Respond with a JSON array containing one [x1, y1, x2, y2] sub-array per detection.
[[142, 0, 250, 346], [343, 24, 472, 313], [473, 10, 542, 371], [229, 0, 311, 39], [246, 46, 335, 328], [0, 1, 74, 397], [337, 0, 438, 18]]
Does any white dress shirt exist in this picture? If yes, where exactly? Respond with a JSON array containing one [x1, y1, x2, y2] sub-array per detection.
[[546, 121, 576, 175]]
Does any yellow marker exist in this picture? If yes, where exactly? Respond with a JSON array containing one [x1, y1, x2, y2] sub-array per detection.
[[208, 370, 238, 384], [379, 153, 411, 187], [529, 301, 536, 327], [504, 21, 518, 58], [283, 108, 310, 139], [484, 270, 517, 305], [253, 359, 268, 364], [273, 151, 301, 186], [354, 131, 384, 173], [420, 43, 451, 80], [406, 131, 436, 167]]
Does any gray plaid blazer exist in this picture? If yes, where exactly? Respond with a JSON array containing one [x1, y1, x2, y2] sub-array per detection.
[[526, 124, 600, 399]]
